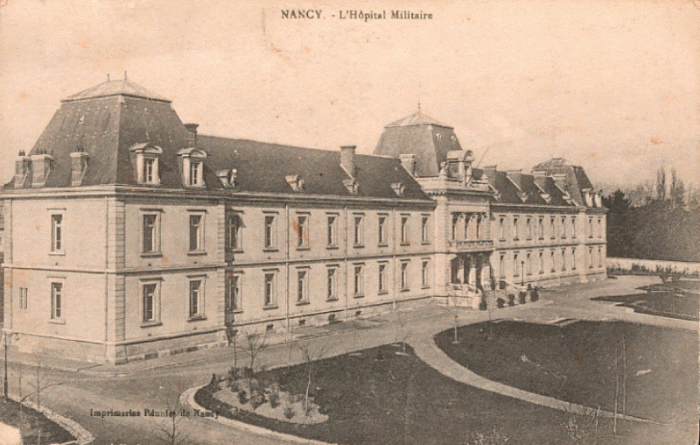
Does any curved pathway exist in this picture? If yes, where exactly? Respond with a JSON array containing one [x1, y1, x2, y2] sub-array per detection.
[[410, 336, 655, 424]]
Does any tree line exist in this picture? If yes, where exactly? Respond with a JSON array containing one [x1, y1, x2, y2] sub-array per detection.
[[603, 168, 700, 262]]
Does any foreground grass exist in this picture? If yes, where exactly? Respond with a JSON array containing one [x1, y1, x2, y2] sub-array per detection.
[[436, 320, 698, 425], [0, 398, 75, 445], [197, 343, 677, 445]]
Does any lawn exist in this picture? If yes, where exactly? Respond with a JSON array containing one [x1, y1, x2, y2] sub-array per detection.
[[435, 320, 699, 425], [0, 398, 75, 445], [196, 343, 678, 445], [592, 281, 699, 321]]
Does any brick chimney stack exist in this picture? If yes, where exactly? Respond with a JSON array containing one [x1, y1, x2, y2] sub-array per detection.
[[400, 153, 417, 176], [184, 123, 199, 147]]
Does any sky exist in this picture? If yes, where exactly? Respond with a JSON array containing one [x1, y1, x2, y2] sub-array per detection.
[[1, 0, 698, 190]]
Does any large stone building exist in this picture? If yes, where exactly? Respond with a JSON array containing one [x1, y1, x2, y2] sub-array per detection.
[[1, 79, 606, 363]]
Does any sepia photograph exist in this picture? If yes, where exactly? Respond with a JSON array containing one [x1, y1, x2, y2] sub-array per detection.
[[0, 0, 698, 444]]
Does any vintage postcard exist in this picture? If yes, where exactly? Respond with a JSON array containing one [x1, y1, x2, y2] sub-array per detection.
[[0, 1, 698, 444]]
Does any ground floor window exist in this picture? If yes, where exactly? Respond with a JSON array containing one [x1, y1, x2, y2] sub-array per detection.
[[226, 274, 241, 311], [327, 267, 338, 301], [50, 283, 62, 320], [297, 269, 309, 304], [264, 272, 277, 307], [421, 260, 430, 288], [353, 264, 364, 297], [378, 263, 388, 294], [400, 261, 410, 290], [141, 281, 160, 324], [188, 278, 205, 319]]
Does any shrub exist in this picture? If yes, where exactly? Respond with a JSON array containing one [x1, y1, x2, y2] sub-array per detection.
[[479, 299, 487, 311], [283, 405, 295, 419], [518, 291, 526, 304], [531, 287, 539, 302], [496, 298, 505, 308], [376, 349, 386, 361], [268, 392, 280, 408], [229, 380, 240, 393], [238, 390, 248, 405], [250, 393, 265, 410], [507, 294, 515, 306], [466, 429, 510, 445], [227, 366, 241, 382]]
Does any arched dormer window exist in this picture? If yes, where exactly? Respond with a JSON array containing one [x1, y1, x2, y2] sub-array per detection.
[[129, 143, 163, 185], [177, 147, 208, 187]]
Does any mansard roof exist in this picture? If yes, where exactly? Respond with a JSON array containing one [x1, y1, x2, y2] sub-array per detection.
[[374, 111, 462, 177], [5, 79, 431, 202], [62, 78, 171, 103]]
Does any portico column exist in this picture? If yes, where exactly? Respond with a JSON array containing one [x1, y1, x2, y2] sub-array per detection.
[[481, 254, 492, 290], [468, 254, 477, 287]]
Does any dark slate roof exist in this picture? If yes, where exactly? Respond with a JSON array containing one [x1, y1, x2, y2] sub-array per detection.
[[199, 135, 431, 201], [483, 169, 576, 207], [6, 79, 431, 202], [374, 111, 462, 177], [62, 78, 171, 103], [532, 158, 595, 206]]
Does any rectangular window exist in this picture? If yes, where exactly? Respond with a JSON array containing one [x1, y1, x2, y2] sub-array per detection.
[[452, 214, 459, 240], [499, 254, 506, 279], [499, 217, 505, 241], [327, 268, 338, 301], [513, 216, 519, 240], [400, 215, 410, 245], [598, 217, 603, 239], [50, 282, 62, 319], [189, 214, 204, 252], [226, 274, 241, 311], [571, 217, 577, 239], [144, 158, 157, 184], [353, 264, 364, 297], [589, 247, 594, 268], [297, 269, 309, 303], [550, 216, 556, 239], [598, 246, 603, 267], [572, 248, 577, 270], [19, 287, 28, 310], [526, 217, 532, 240], [378, 263, 388, 293], [561, 216, 567, 239], [189, 161, 203, 186], [421, 260, 430, 288], [264, 215, 276, 249], [475, 215, 482, 239], [562, 248, 567, 271], [378, 215, 388, 245], [421, 215, 430, 244], [550, 250, 556, 272], [589, 216, 593, 239], [513, 252, 520, 277], [296, 215, 308, 248], [353, 215, 364, 246], [526, 252, 532, 275], [327, 215, 337, 247], [464, 214, 471, 240], [142, 213, 160, 254], [539, 251, 544, 274], [189, 279, 204, 318], [51, 214, 63, 252], [400, 261, 410, 290], [142, 282, 159, 323], [264, 272, 276, 307], [227, 213, 241, 251], [538, 217, 544, 240]]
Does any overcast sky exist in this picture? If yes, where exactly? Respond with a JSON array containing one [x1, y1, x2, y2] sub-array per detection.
[[1, 0, 698, 190]]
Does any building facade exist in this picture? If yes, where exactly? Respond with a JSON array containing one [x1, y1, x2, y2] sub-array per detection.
[[2, 79, 606, 363]]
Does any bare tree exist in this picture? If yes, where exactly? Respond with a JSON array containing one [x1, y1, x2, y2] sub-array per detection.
[[151, 378, 191, 445], [656, 167, 666, 201], [295, 341, 329, 416], [21, 358, 63, 411], [393, 306, 411, 354], [240, 330, 267, 374]]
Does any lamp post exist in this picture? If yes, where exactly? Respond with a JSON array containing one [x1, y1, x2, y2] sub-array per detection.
[[3, 331, 11, 400], [521, 260, 525, 287]]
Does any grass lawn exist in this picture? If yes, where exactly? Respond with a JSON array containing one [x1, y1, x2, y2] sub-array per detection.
[[435, 320, 699, 425], [0, 398, 75, 445], [196, 343, 678, 445], [592, 281, 699, 321]]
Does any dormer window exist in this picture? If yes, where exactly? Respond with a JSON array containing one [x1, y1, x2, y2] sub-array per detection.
[[177, 147, 208, 188], [130, 143, 162, 185]]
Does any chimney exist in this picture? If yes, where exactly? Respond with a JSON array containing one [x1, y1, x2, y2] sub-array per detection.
[[184, 123, 199, 147], [399, 154, 417, 176], [340, 145, 356, 178], [30, 152, 53, 187], [70, 150, 90, 186], [14, 150, 31, 188]]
